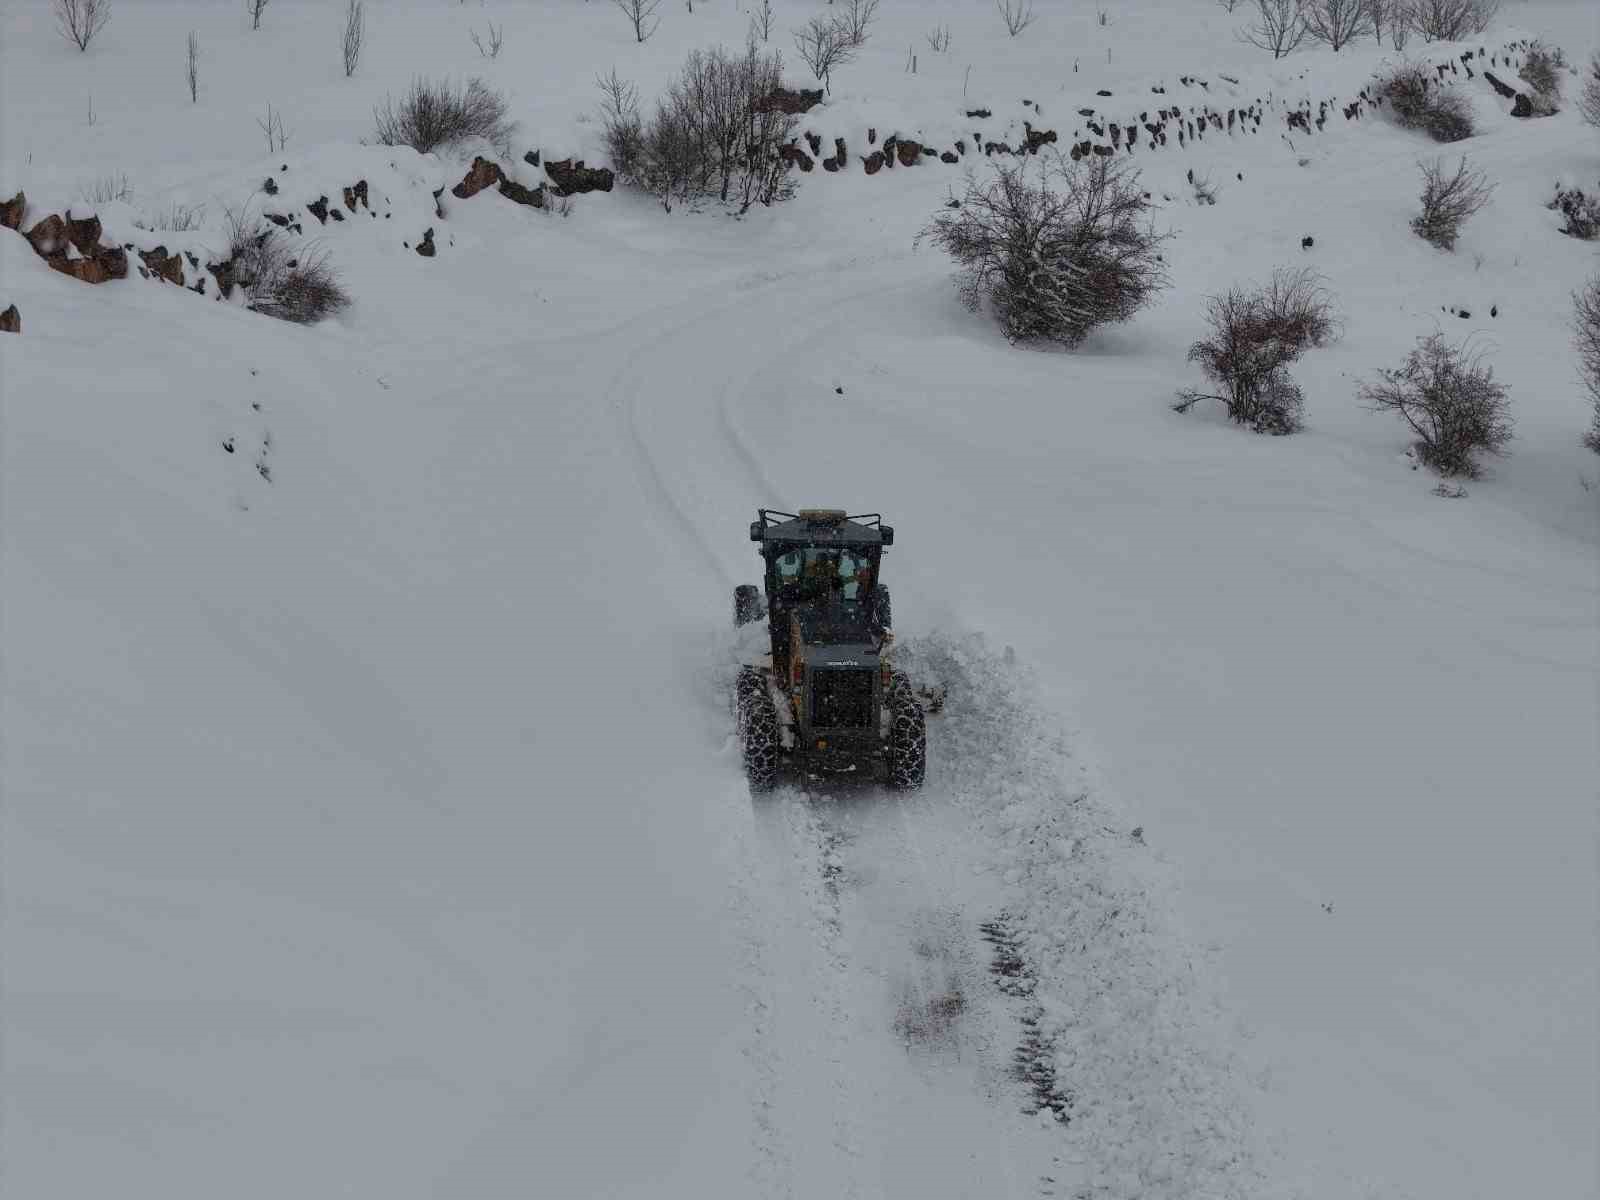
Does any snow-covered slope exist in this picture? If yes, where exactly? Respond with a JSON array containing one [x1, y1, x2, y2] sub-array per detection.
[[3, 2, 1596, 1198]]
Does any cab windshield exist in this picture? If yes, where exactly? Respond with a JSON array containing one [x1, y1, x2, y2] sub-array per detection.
[[771, 546, 875, 602]]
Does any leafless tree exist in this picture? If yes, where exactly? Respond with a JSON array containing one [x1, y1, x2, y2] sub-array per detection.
[[1581, 54, 1600, 129], [247, 0, 269, 32], [257, 104, 290, 153], [1408, 0, 1494, 42], [470, 22, 504, 59], [793, 16, 855, 93], [919, 155, 1171, 347], [1238, 0, 1308, 58], [1302, 0, 1372, 50], [1360, 334, 1512, 476], [341, 0, 364, 77], [1412, 155, 1494, 250], [835, 0, 879, 47], [1175, 268, 1339, 433], [1386, 0, 1412, 48], [55, 0, 110, 51], [1575, 275, 1600, 450], [613, 0, 661, 43], [186, 31, 199, 102], [995, 0, 1036, 37], [749, 0, 775, 43]]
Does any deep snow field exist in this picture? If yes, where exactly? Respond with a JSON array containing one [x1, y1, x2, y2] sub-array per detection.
[[2, 1, 1597, 1197]]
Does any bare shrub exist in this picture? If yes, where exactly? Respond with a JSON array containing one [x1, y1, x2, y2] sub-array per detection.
[[222, 208, 351, 324], [1412, 155, 1493, 250], [926, 24, 951, 52], [1409, 0, 1494, 41], [79, 171, 132, 206], [55, 0, 110, 51], [1190, 170, 1220, 205], [470, 22, 503, 59], [612, 41, 798, 213], [1361, 334, 1510, 475], [341, 0, 364, 78], [1217, 0, 1244, 12], [793, 15, 855, 92], [1574, 276, 1600, 450], [1518, 41, 1566, 111], [136, 201, 206, 232], [186, 31, 199, 102], [1238, 0, 1308, 59], [894, 980, 967, 1047], [1303, 0, 1372, 49], [836, 0, 879, 47], [613, 0, 660, 44], [1549, 184, 1600, 240], [919, 156, 1171, 347], [1175, 267, 1339, 434], [373, 78, 516, 156], [257, 104, 290, 154], [247, 0, 268, 32], [1582, 55, 1600, 129], [1377, 62, 1474, 141], [995, 0, 1036, 37]]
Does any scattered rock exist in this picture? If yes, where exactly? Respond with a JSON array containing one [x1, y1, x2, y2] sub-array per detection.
[[756, 86, 824, 115], [1, 191, 26, 230], [342, 180, 369, 212], [498, 176, 545, 208], [868, 127, 877, 144], [1096, 88, 1112, 97], [805, 131, 822, 156], [306, 196, 329, 224], [432, 187, 445, 219], [0, 304, 17, 333], [416, 227, 436, 257], [544, 158, 614, 196], [24, 213, 128, 284], [895, 139, 923, 167], [1510, 92, 1533, 118], [781, 142, 815, 172], [1483, 70, 1517, 99], [940, 150, 959, 163], [861, 151, 885, 175], [965, 108, 991, 119], [453, 156, 505, 199], [523, 149, 541, 168], [263, 177, 279, 195], [1301, 235, 1314, 249], [1022, 124, 1058, 154], [822, 155, 840, 173], [330, 208, 344, 222], [139, 245, 184, 284], [1490, 304, 1497, 318]]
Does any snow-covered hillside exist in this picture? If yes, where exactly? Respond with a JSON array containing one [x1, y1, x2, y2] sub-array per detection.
[[2, 2, 1595, 1198]]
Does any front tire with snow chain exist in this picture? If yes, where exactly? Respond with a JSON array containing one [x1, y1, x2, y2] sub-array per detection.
[[734, 584, 763, 627], [736, 668, 781, 792], [886, 672, 926, 790]]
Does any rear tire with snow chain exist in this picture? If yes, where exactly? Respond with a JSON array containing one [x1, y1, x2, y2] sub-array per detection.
[[734, 584, 763, 627], [886, 672, 926, 790], [736, 668, 781, 792]]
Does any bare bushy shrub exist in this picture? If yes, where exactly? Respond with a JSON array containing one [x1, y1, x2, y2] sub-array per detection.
[[995, 0, 1036, 37], [1360, 334, 1511, 475], [1582, 55, 1600, 129], [186, 31, 199, 102], [79, 171, 132, 206], [1303, 0, 1372, 50], [1549, 184, 1600, 240], [222, 208, 351, 324], [1412, 155, 1493, 250], [470, 22, 504, 59], [1575, 275, 1600, 451], [1238, 0, 1309, 59], [135, 201, 206, 232], [919, 156, 1171, 347], [1377, 62, 1474, 141], [341, 0, 364, 78], [55, 0, 110, 51], [1175, 267, 1339, 434], [613, 0, 660, 44], [247, 0, 269, 32], [793, 15, 855, 92], [373, 78, 516, 156], [1408, 0, 1494, 42], [1517, 41, 1566, 112], [609, 41, 798, 213]]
